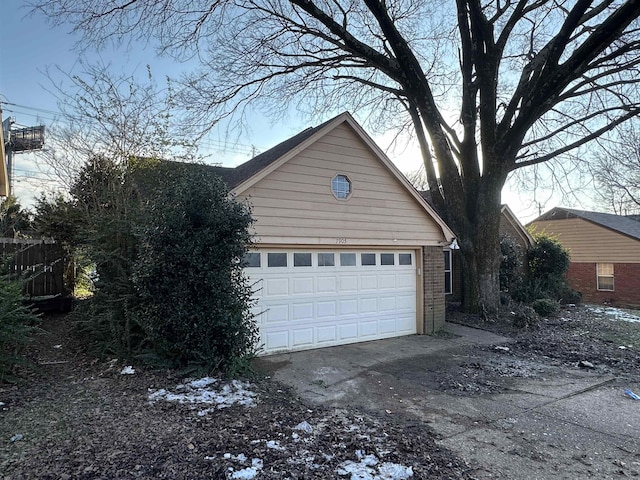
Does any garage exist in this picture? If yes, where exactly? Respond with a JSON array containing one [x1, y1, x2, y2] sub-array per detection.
[[212, 112, 454, 354], [245, 249, 418, 354]]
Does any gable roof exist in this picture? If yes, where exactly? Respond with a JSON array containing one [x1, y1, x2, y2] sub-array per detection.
[[501, 204, 535, 248], [214, 112, 454, 241], [210, 116, 336, 189], [531, 207, 640, 242]]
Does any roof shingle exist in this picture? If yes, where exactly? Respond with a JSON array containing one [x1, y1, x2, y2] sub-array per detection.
[[210, 115, 339, 189]]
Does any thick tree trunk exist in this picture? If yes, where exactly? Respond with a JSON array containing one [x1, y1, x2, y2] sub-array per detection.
[[438, 174, 504, 315], [458, 240, 501, 314], [457, 205, 502, 314]]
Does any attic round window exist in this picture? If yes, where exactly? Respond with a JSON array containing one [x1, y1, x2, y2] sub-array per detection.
[[331, 174, 352, 199]]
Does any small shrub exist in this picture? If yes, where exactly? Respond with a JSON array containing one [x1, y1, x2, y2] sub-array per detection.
[[510, 303, 539, 329], [0, 277, 40, 383], [515, 233, 578, 305], [531, 298, 560, 317], [556, 284, 582, 305]]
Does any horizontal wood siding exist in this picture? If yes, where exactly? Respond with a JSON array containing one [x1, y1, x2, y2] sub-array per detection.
[[240, 123, 444, 246], [530, 218, 640, 263]]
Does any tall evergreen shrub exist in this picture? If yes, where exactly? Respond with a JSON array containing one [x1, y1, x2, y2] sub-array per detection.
[[132, 162, 258, 374]]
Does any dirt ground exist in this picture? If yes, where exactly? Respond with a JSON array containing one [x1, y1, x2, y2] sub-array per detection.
[[444, 303, 640, 390], [1, 304, 639, 479]]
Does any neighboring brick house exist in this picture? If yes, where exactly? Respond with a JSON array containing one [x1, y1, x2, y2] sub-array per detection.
[[528, 207, 640, 307]]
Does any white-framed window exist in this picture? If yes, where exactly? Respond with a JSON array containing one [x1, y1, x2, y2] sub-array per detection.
[[399, 253, 412, 265], [244, 252, 261, 268], [596, 263, 614, 291], [340, 253, 356, 266], [293, 252, 312, 267], [331, 174, 352, 199], [267, 252, 287, 267], [317, 252, 335, 266], [361, 253, 376, 266], [380, 253, 395, 265], [444, 250, 452, 295]]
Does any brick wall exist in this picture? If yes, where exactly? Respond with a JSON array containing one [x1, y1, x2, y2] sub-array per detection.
[[567, 262, 640, 307], [423, 246, 446, 333]]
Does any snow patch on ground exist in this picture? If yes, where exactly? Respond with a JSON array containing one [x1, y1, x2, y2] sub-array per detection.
[[266, 439, 286, 451], [588, 305, 640, 324], [227, 457, 264, 479], [148, 377, 256, 410], [294, 420, 314, 433], [336, 449, 413, 479]]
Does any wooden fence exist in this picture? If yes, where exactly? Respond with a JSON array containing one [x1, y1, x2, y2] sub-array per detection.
[[0, 238, 66, 298]]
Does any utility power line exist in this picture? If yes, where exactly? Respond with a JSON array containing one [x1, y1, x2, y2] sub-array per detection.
[[1, 100, 262, 157]]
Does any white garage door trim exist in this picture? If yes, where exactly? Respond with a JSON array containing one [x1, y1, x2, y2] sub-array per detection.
[[245, 249, 418, 355]]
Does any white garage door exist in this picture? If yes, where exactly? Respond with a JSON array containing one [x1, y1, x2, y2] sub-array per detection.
[[244, 249, 417, 354]]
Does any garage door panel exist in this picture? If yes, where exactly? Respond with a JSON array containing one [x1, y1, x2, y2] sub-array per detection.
[[265, 331, 289, 351], [397, 314, 416, 332], [292, 328, 314, 347], [379, 296, 397, 311], [249, 249, 418, 354], [266, 304, 289, 323], [360, 297, 378, 313], [379, 274, 397, 289], [266, 278, 289, 296], [379, 318, 397, 334], [397, 273, 414, 288], [339, 323, 359, 339], [292, 302, 314, 320], [360, 275, 378, 290], [317, 276, 337, 293], [317, 325, 337, 343], [339, 275, 359, 292], [360, 321, 379, 337], [396, 294, 415, 310], [292, 277, 314, 295], [316, 301, 337, 317], [339, 299, 358, 315]]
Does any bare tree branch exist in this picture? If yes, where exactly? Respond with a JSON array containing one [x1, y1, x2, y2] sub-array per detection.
[[29, 0, 640, 311]]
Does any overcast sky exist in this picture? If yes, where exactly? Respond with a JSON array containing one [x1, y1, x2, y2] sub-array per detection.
[[0, 1, 577, 222]]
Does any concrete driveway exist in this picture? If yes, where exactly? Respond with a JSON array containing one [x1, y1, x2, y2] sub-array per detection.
[[256, 323, 640, 479]]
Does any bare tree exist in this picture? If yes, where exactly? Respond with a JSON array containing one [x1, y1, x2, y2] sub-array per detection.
[[32, 0, 640, 313], [404, 165, 429, 191], [35, 61, 198, 192], [590, 123, 640, 215]]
